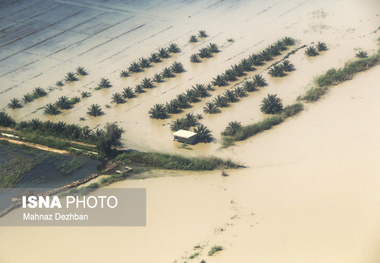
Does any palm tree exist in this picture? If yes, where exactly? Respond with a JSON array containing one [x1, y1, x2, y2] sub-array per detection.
[[268, 64, 285, 77], [212, 75, 227, 87], [56, 80, 64, 86], [222, 121, 242, 136], [141, 78, 154, 89], [190, 54, 200, 63], [135, 85, 144, 94], [223, 90, 238, 103], [213, 95, 228, 107], [267, 44, 281, 57], [205, 84, 214, 91], [260, 94, 283, 114], [139, 57, 151, 68], [192, 84, 209, 98], [111, 93, 125, 104], [259, 50, 273, 61], [230, 65, 244, 77], [44, 103, 59, 115], [8, 98, 22, 109], [122, 87, 135, 98], [233, 86, 247, 97], [305, 46, 319, 56], [198, 47, 212, 58], [158, 48, 169, 58], [152, 73, 163, 83], [162, 67, 174, 78], [148, 104, 167, 119], [165, 100, 181, 114], [356, 50, 368, 58], [208, 43, 219, 53], [87, 104, 103, 117], [81, 91, 90, 98], [170, 119, 187, 131], [171, 62, 184, 73], [23, 93, 33, 103], [198, 30, 207, 38], [239, 59, 254, 72], [281, 60, 295, 72], [0, 111, 16, 127], [282, 37, 295, 46], [189, 35, 197, 42], [149, 53, 161, 63], [274, 40, 288, 51], [242, 80, 256, 92], [223, 69, 238, 82], [32, 87, 47, 98], [248, 54, 264, 66], [65, 72, 77, 82], [203, 102, 219, 114], [184, 113, 197, 127], [29, 119, 43, 130], [316, 42, 327, 51], [253, 74, 266, 87], [128, 62, 142, 73], [185, 89, 199, 103], [176, 94, 190, 108], [168, 43, 180, 53], [120, 70, 129, 77], [76, 66, 87, 76], [56, 96, 71, 109], [98, 78, 111, 88], [193, 124, 212, 143]]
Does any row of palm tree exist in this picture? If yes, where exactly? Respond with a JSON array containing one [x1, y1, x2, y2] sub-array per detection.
[[189, 30, 208, 43], [8, 87, 48, 109], [203, 75, 266, 114], [268, 59, 295, 77], [149, 84, 212, 119], [55, 67, 88, 87], [120, 43, 181, 77], [43, 96, 81, 115], [14, 118, 104, 142], [190, 43, 219, 62], [305, 42, 327, 57]]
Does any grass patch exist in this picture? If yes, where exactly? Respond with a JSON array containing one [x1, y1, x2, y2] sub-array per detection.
[[282, 103, 304, 117], [233, 115, 283, 141], [114, 151, 241, 170], [298, 87, 327, 102], [58, 158, 84, 175], [208, 245, 223, 256], [86, 168, 147, 188], [221, 136, 235, 148], [189, 252, 200, 259]]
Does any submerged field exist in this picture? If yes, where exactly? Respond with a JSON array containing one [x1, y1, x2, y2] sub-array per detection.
[[1, 0, 380, 262]]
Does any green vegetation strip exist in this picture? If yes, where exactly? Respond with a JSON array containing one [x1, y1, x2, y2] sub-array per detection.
[[299, 51, 380, 102], [114, 151, 241, 170], [221, 103, 303, 147]]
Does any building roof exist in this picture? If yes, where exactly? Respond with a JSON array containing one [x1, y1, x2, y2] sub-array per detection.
[[173, 130, 197, 139]]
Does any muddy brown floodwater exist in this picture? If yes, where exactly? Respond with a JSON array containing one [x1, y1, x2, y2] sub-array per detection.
[[1, 0, 380, 262]]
